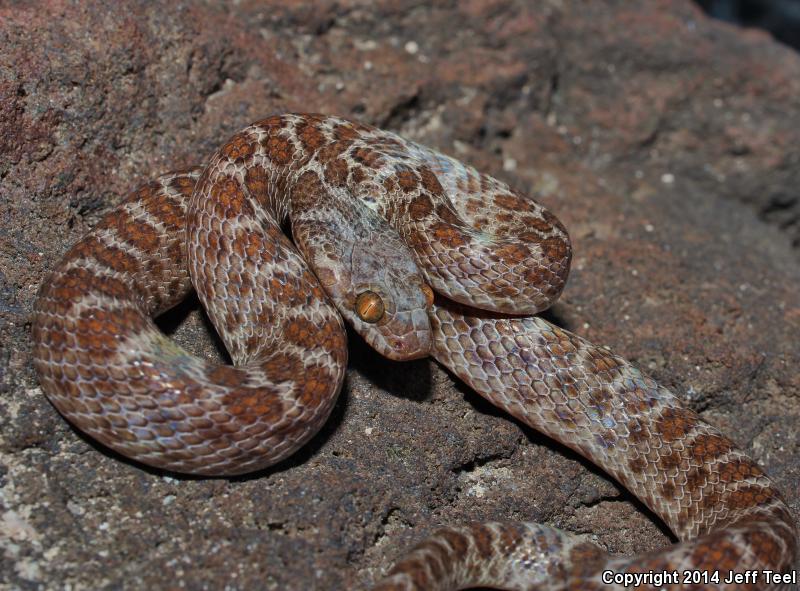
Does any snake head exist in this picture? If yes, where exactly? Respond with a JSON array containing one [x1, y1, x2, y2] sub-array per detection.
[[343, 241, 433, 361], [291, 188, 432, 361]]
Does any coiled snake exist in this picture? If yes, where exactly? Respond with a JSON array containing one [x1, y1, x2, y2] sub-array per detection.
[[31, 114, 797, 589]]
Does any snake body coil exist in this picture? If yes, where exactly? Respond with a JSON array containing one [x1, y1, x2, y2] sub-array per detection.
[[32, 114, 797, 589]]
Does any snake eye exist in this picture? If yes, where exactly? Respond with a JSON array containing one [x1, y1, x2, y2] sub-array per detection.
[[355, 291, 384, 323], [421, 284, 434, 308]]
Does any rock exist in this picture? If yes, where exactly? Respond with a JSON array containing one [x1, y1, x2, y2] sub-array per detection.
[[1, 1, 797, 588]]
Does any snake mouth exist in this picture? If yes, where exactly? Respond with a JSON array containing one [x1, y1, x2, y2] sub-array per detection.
[[359, 305, 432, 361], [376, 332, 431, 361]]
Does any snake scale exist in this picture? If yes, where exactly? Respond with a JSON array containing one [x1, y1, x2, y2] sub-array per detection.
[[32, 114, 797, 589]]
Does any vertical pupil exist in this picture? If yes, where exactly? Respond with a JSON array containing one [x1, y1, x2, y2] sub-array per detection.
[[356, 291, 384, 323]]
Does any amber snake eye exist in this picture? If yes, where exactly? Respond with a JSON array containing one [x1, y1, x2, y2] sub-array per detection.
[[355, 290, 385, 323]]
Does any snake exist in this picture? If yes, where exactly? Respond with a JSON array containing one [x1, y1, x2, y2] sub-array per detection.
[[31, 113, 797, 589]]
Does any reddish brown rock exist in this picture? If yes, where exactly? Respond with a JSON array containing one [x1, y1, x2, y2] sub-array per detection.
[[1, 1, 798, 589]]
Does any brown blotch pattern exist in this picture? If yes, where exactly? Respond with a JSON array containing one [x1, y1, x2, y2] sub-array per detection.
[[433, 202, 461, 226], [291, 171, 326, 209], [352, 146, 383, 169], [244, 166, 270, 199], [297, 364, 337, 409], [296, 121, 327, 152], [53, 267, 131, 302], [691, 433, 734, 462], [395, 169, 419, 192], [724, 485, 774, 511], [221, 134, 255, 161], [284, 316, 326, 349], [684, 464, 711, 492], [324, 157, 349, 187], [106, 210, 161, 252], [656, 407, 696, 444], [717, 458, 764, 483], [660, 480, 676, 500], [746, 529, 783, 565], [690, 535, 742, 569], [657, 449, 683, 472], [628, 455, 646, 474], [429, 222, 468, 249], [76, 236, 140, 276], [494, 242, 531, 267], [318, 140, 352, 163], [350, 165, 366, 185], [167, 172, 198, 195], [569, 542, 609, 574], [211, 178, 251, 217], [258, 351, 304, 385], [541, 236, 569, 262], [333, 121, 360, 141], [469, 524, 495, 559], [142, 189, 186, 230], [440, 529, 469, 555], [418, 166, 443, 194], [262, 133, 295, 165], [407, 195, 433, 218], [498, 524, 523, 552], [206, 365, 244, 388], [494, 192, 528, 211], [522, 215, 553, 233], [224, 386, 283, 422]]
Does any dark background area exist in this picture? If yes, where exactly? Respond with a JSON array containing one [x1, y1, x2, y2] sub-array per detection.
[[697, 0, 800, 49]]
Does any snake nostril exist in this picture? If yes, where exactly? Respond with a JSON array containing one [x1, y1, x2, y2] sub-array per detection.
[[356, 291, 385, 323], [421, 284, 434, 308]]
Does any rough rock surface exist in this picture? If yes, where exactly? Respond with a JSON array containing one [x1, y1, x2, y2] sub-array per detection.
[[1, 1, 798, 589]]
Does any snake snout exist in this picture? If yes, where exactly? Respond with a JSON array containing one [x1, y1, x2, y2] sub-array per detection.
[[377, 323, 432, 362]]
